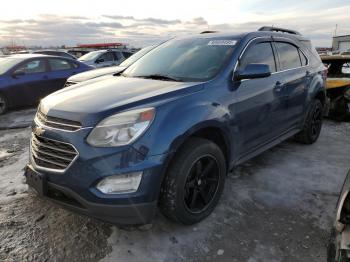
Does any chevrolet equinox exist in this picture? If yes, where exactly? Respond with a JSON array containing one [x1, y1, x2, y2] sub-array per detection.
[[25, 27, 327, 225]]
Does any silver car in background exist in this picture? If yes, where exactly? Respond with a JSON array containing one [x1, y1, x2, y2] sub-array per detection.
[[77, 49, 134, 68], [65, 46, 155, 86]]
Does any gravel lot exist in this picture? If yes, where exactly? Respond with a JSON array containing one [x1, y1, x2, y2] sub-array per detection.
[[0, 109, 349, 262]]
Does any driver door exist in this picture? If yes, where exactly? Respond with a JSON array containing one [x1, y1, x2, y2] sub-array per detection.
[[9, 58, 50, 106], [232, 40, 288, 155]]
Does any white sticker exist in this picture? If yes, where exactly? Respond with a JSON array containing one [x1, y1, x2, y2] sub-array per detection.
[[208, 40, 237, 46]]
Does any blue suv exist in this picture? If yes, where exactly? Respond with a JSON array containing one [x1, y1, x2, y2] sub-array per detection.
[[25, 27, 327, 225]]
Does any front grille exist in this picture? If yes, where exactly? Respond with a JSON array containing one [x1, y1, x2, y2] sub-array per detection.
[[31, 134, 78, 171], [36, 110, 82, 131], [64, 81, 77, 87]]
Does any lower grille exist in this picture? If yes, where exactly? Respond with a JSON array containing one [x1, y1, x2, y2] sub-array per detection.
[[31, 134, 78, 171]]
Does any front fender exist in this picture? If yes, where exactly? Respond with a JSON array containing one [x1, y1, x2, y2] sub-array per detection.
[[132, 93, 232, 158]]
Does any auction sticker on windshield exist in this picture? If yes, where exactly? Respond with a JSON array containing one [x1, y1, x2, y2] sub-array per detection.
[[208, 40, 237, 46]]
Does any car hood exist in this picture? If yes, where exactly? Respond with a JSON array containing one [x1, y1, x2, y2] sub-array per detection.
[[41, 76, 203, 126], [68, 66, 125, 83]]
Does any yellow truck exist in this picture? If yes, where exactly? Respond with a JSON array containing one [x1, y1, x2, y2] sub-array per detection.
[[321, 55, 350, 120]]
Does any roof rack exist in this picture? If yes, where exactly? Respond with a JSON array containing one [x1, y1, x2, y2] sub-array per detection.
[[200, 31, 218, 34], [258, 26, 301, 36]]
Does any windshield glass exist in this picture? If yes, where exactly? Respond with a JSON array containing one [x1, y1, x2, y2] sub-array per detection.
[[123, 38, 238, 82], [0, 57, 22, 74], [78, 51, 104, 61], [119, 46, 154, 67]]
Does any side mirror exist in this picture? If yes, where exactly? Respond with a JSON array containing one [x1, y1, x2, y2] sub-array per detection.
[[95, 58, 104, 64], [12, 69, 25, 78], [234, 63, 271, 81]]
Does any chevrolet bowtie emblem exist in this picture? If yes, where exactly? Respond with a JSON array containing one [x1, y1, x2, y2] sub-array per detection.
[[33, 126, 45, 136]]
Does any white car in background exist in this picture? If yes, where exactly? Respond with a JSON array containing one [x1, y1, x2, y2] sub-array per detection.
[[65, 46, 155, 86], [78, 49, 134, 68]]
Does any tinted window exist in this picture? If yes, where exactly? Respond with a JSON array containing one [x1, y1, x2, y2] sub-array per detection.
[[122, 52, 132, 58], [113, 52, 123, 60], [239, 42, 276, 72], [299, 50, 308, 66], [48, 58, 72, 70], [99, 52, 114, 62], [276, 42, 302, 70], [124, 38, 237, 82], [17, 59, 46, 74]]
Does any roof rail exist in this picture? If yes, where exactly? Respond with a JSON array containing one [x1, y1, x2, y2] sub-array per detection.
[[200, 31, 218, 34], [258, 26, 301, 36]]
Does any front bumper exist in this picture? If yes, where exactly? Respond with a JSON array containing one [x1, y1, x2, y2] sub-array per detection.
[[25, 122, 169, 225], [24, 165, 157, 225]]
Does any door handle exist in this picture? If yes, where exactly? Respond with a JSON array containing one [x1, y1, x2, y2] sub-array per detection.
[[274, 81, 284, 92]]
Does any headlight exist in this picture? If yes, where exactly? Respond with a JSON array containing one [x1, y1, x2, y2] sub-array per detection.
[[87, 108, 155, 147], [344, 88, 350, 100], [96, 172, 142, 194]]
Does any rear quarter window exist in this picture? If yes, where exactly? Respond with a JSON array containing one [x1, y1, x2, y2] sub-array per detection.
[[275, 42, 301, 70]]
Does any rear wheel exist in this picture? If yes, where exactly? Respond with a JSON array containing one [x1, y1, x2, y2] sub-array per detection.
[[0, 93, 8, 115], [159, 138, 226, 224], [295, 99, 323, 144]]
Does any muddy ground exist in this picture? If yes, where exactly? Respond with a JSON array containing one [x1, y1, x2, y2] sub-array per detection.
[[0, 109, 349, 262]]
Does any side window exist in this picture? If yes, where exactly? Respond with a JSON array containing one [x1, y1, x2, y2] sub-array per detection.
[[48, 58, 73, 71], [276, 42, 302, 70], [17, 60, 46, 74], [122, 52, 132, 59], [239, 42, 276, 72], [99, 52, 114, 62], [298, 50, 308, 66], [114, 52, 123, 61]]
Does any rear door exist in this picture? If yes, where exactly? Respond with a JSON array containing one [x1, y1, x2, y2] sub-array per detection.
[[46, 58, 78, 95], [273, 40, 308, 128], [9, 58, 50, 106], [233, 39, 288, 154]]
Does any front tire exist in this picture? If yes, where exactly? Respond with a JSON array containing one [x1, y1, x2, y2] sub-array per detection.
[[295, 99, 323, 144], [159, 138, 226, 225]]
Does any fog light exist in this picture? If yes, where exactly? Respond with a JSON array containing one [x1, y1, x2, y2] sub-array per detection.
[[96, 172, 142, 194]]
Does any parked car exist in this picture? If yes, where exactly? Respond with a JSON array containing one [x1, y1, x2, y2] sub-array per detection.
[[64, 46, 155, 86], [25, 27, 327, 225], [321, 55, 350, 120], [78, 49, 134, 68], [328, 170, 350, 262], [33, 50, 77, 60], [0, 54, 92, 114]]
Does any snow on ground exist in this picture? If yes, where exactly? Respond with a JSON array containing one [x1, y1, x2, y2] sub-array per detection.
[[0, 115, 349, 261]]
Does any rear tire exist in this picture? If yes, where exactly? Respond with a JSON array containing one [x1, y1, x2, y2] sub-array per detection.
[[295, 99, 323, 144], [0, 93, 8, 115], [159, 138, 226, 225]]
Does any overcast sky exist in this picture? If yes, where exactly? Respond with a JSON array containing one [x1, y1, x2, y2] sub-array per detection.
[[0, 0, 349, 48]]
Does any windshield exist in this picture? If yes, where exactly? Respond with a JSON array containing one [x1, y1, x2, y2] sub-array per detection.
[[0, 57, 22, 74], [78, 51, 104, 61], [123, 38, 237, 82], [119, 46, 154, 68]]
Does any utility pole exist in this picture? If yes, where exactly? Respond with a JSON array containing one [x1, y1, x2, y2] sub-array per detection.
[[334, 24, 338, 37]]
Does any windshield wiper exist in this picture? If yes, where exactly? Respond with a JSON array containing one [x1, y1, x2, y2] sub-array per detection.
[[134, 74, 183, 82]]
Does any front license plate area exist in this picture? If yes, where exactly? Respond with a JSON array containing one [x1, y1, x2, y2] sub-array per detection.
[[25, 166, 47, 196]]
